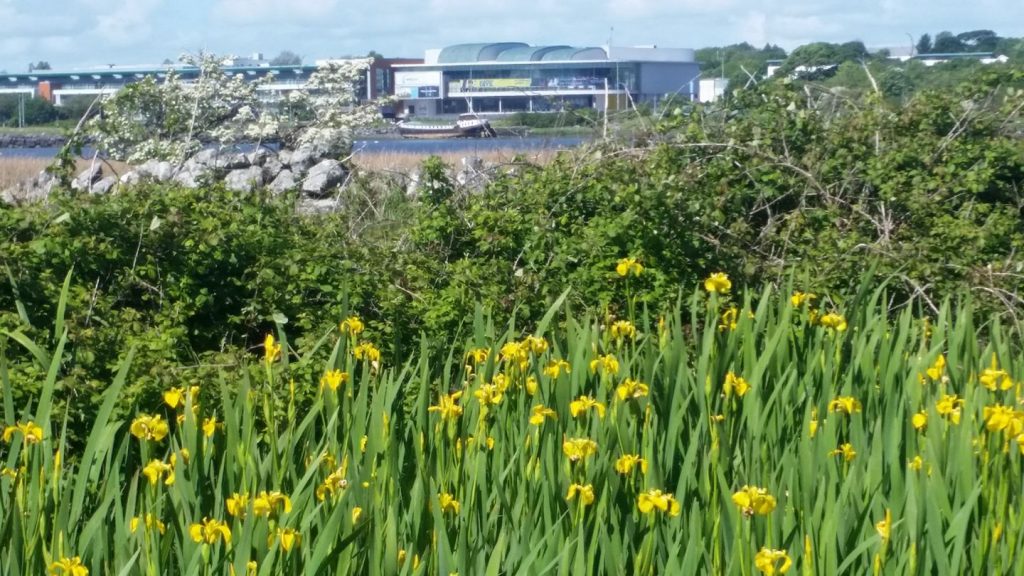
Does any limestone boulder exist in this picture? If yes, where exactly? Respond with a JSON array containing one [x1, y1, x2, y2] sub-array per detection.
[[224, 166, 264, 192], [90, 176, 118, 195], [301, 159, 346, 197], [269, 170, 296, 196]]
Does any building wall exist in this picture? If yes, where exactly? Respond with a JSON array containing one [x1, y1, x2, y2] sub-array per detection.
[[637, 62, 700, 100]]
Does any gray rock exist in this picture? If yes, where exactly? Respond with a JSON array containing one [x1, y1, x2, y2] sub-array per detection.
[[136, 160, 174, 182], [301, 159, 346, 197], [245, 148, 270, 167], [71, 164, 103, 191], [277, 149, 293, 166], [405, 169, 420, 199], [262, 156, 284, 181], [288, 145, 318, 174], [2, 170, 55, 205], [135, 159, 158, 179], [224, 166, 264, 192], [215, 152, 250, 170], [154, 161, 174, 182], [269, 169, 295, 195], [174, 158, 215, 188], [120, 171, 140, 186], [90, 176, 117, 195], [172, 167, 202, 189], [297, 198, 341, 214], [190, 148, 222, 167]]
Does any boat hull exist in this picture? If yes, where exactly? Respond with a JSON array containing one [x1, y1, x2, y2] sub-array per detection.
[[397, 120, 496, 139]]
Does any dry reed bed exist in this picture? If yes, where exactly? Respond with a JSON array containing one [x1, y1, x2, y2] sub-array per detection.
[[0, 157, 130, 190]]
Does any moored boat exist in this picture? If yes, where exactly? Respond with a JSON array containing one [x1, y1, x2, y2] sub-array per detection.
[[397, 115, 496, 139]]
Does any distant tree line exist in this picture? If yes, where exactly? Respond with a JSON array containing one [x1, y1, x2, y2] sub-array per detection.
[[0, 95, 94, 127], [695, 29, 1024, 102], [915, 30, 1002, 54]]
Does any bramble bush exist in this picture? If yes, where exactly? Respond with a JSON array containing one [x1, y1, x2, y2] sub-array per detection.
[[1, 66, 1024, 446]]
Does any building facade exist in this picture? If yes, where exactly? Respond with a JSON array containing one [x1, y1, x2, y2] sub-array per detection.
[[392, 42, 701, 116], [1, 57, 422, 107]]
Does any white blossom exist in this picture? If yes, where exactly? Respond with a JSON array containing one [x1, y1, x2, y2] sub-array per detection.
[[88, 53, 381, 164]]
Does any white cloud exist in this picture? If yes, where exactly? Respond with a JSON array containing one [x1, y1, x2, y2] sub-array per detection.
[[92, 0, 163, 46], [214, 0, 338, 22]]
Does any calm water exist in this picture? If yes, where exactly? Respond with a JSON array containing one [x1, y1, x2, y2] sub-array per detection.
[[0, 137, 587, 160]]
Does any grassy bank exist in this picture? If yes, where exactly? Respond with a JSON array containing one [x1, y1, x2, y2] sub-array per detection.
[[0, 123, 72, 136]]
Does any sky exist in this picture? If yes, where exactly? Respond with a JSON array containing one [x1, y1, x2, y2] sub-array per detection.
[[2, 0, 1023, 71]]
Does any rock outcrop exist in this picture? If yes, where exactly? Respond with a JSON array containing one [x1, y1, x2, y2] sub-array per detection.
[[2, 145, 493, 213]]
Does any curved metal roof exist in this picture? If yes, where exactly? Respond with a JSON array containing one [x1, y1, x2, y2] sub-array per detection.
[[494, 45, 572, 61], [437, 43, 529, 63], [540, 47, 608, 61]]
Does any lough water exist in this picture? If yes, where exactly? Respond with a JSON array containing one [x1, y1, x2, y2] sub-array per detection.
[[0, 136, 587, 160]]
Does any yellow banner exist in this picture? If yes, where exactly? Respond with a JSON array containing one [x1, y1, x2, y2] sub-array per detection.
[[459, 78, 532, 89]]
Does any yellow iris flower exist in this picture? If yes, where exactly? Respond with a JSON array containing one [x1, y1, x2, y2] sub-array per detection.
[[704, 272, 732, 294], [353, 342, 381, 363], [637, 489, 681, 516], [911, 411, 927, 431], [226, 492, 249, 518], [724, 372, 750, 398], [339, 316, 365, 336], [818, 313, 848, 332], [438, 492, 460, 514], [732, 485, 776, 516], [273, 528, 301, 553], [264, 334, 281, 365], [827, 396, 862, 415], [129, 415, 169, 442], [543, 359, 571, 379], [566, 483, 595, 505], [320, 369, 350, 392], [141, 459, 174, 486], [609, 320, 637, 340], [562, 437, 598, 462], [616, 378, 649, 401], [129, 513, 166, 535], [253, 490, 292, 517], [616, 257, 643, 277], [569, 395, 606, 419], [589, 354, 620, 376], [428, 391, 464, 420], [465, 347, 490, 365], [754, 548, 792, 575], [50, 556, 89, 576], [189, 517, 232, 545], [2, 421, 44, 445], [529, 405, 557, 426], [790, 292, 816, 307], [830, 443, 857, 462], [614, 454, 648, 475], [936, 394, 964, 424], [875, 509, 892, 541]]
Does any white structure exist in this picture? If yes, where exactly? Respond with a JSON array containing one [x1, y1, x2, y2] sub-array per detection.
[[698, 78, 729, 103]]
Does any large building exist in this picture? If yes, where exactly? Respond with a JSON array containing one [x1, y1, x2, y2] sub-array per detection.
[[392, 42, 701, 116], [0, 56, 421, 106]]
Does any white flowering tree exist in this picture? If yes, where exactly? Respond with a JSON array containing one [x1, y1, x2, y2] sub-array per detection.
[[87, 53, 380, 164], [281, 59, 381, 157]]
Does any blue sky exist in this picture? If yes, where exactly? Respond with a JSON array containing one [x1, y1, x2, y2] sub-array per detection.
[[1, 0, 1023, 71]]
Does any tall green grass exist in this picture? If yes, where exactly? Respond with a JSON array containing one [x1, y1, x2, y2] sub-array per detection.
[[1, 276, 1022, 575]]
